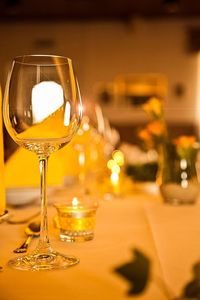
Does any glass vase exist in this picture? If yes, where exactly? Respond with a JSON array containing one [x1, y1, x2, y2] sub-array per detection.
[[159, 142, 200, 205]]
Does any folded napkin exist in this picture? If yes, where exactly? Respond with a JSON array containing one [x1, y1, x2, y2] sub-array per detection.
[[144, 202, 200, 298]]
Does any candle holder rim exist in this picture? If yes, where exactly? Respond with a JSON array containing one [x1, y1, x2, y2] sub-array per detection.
[[53, 201, 98, 211]]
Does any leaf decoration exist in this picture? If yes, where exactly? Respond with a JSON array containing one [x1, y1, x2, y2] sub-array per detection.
[[114, 248, 151, 296], [181, 262, 200, 299]]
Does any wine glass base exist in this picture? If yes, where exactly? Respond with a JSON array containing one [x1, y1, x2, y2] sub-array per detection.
[[8, 250, 79, 271]]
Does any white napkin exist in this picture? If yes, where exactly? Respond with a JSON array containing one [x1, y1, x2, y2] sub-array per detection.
[[144, 201, 200, 298]]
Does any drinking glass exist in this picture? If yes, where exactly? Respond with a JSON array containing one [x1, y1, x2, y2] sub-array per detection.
[[159, 141, 199, 205], [3, 55, 82, 270], [72, 103, 107, 194]]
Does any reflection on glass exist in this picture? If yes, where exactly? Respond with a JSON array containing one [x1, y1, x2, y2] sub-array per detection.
[[32, 81, 64, 123], [3, 55, 82, 271]]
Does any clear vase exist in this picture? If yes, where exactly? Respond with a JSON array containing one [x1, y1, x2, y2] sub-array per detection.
[[159, 142, 200, 205]]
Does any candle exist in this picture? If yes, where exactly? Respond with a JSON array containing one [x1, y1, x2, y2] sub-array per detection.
[[54, 196, 98, 242], [0, 87, 5, 216]]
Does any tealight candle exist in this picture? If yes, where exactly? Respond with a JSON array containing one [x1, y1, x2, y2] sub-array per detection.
[[0, 87, 5, 216], [54, 196, 98, 242]]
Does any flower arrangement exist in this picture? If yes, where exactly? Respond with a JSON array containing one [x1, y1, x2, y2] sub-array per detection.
[[138, 97, 167, 151], [132, 97, 199, 185], [138, 97, 197, 155], [131, 96, 200, 203], [142, 96, 164, 119], [173, 135, 197, 159]]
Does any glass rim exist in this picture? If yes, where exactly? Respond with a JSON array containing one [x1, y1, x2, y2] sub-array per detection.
[[13, 54, 72, 66]]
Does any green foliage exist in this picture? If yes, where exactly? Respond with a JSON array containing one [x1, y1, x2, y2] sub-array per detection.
[[126, 162, 158, 182]]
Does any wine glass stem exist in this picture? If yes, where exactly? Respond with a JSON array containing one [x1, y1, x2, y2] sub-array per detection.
[[37, 156, 51, 253]]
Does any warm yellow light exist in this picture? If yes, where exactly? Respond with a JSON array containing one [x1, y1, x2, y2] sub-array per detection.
[[110, 172, 119, 186], [111, 164, 120, 174], [181, 179, 188, 188], [180, 158, 187, 170], [107, 159, 116, 170], [72, 197, 79, 207], [78, 151, 85, 167], [82, 121, 90, 131], [112, 150, 124, 166], [32, 81, 64, 124]]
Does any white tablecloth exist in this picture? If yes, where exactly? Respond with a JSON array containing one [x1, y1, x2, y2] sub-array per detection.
[[0, 186, 199, 300]]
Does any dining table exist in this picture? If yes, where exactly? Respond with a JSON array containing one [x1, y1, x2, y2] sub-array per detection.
[[1, 182, 200, 300]]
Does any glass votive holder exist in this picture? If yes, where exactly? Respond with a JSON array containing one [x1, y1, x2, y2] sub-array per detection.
[[54, 195, 98, 242]]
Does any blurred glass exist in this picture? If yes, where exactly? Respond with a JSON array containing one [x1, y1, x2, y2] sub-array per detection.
[[71, 102, 108, 195]]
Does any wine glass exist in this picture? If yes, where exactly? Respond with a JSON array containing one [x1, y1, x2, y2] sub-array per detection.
[[3, 55, 82, 271], [72, 102, 108, 195]]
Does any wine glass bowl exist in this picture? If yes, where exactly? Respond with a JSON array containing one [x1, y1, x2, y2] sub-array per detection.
[[4, 55, 81, 156], [3, 55, 82, 270]]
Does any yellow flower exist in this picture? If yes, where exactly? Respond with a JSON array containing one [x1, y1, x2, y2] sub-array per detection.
[[142, 97, 163, 118], [173, 135, 196, 149], [147, 121, 164, 136], [138, 128, 152, 142]]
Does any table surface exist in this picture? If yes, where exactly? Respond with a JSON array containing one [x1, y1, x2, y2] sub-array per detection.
[[1, 184, 200, 300]]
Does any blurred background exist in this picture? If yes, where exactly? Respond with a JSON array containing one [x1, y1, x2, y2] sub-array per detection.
[[1, 0, 200, 143], [1, 0, 200, 189]]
